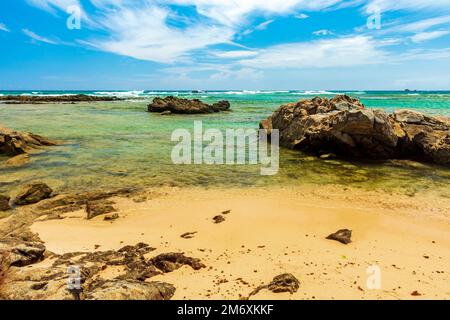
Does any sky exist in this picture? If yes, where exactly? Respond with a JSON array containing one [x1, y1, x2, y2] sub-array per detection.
[[1, 0, 450, 90]]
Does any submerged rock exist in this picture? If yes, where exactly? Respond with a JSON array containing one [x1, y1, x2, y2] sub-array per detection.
[[148, 96, 230, 114], [326, 229, 352, 245], [0, 127, 55, 157], [14, 182, 53, 206], [0, 194, 11, 211], [260, 95, 450, 165]]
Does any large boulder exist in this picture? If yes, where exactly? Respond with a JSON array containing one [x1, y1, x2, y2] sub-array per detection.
[[148, 96, 230, 114], [0, 127, 55, 157], [14, 182, 53, 206], [260, 95, 450, 165]]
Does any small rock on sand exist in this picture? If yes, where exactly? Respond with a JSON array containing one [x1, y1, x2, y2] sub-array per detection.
[[326, 229, 352, 244], [14, 182, 53, 206], [104, 213, 119, 221], [213, 215, 225, 224], [180, 232, 197, 239], [86, 201, 116, 220]]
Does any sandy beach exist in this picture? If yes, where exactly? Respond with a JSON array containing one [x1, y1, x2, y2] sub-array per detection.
[[24, 185, 449, 300]]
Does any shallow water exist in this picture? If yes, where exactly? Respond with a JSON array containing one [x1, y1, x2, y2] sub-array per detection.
[[1, 91, 449, 197]]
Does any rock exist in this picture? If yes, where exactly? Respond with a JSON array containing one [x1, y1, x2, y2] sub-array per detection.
[[0, 242, 46, 268], [0, 194, 11, 211], [84, 280, 175, 300], [326, 229, 352, 244], [0, 94, 121, 104], [180, 232, 197, 239], [148, 96, 230, 114], [0, 127, 55, 157], [14, 182, 53, 206], [260, 95, 450, 165], [245, 273, 300, 299], [213, 215, 225, 224], [104, 213, 119, 221], [267, 273, 300, 294], [160, 110, 172, 116], [86, 201, 116, 220], [3, 154, 30, 167], [149, 253, 206, 273]]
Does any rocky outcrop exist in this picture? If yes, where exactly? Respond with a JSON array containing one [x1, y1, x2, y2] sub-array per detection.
[[148, 96, 230, 114], [260, 95, 450, 165], [0, 94, 121, 104], [0, 127, 55, 157], [149, 253, 206, 273], [84, 280, 175, 300], [245, 273, 300, 299], [13, 182, 53, 206]]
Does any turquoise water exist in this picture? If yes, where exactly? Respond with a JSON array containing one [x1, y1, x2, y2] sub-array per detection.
[[1, 90, 449, 196]]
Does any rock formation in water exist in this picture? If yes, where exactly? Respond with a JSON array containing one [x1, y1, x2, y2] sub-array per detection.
[[0, 94, 121, 104], [260, 95, 450, 165], [0, 127, 55, 157], [148, 96, 231, 114]]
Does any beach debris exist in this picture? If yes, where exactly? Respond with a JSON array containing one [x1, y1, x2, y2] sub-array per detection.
[[245, 273, 300, 299], [0, 194, 11, 211], [180, 232, 197, 239], [326, 229, 352, 244], [13, 182, 53, 206], [104, 213, 119, 221], [86, 201, 116, 220], [213, 215, 226, 224], [148, 96, 231, 114], [222, 210, 231, 215], [149, 253, 206, 273], [260, 95, 450, 165], [411, 291, 422, 296]]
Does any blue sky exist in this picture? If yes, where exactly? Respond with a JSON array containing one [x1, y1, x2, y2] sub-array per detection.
[[1, 0, 450, 90]]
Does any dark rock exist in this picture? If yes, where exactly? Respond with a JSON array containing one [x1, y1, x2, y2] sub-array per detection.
[[86, 201, 116, 220], [213, 215, 225, 224], [260, 95, 450, 165], [14, 182, 53, 206], [180, 232, 197, 239], [103, 213, 119, 221], [0, 194, 11, 211], [148, 96, 230, 114], [0, 242, 46, 268], [0, 127, 55, 157], [149, 253, 206, 273], [0, 94, 121, 104], [326, 229, 352, 245], [246, 273, 300, 299]]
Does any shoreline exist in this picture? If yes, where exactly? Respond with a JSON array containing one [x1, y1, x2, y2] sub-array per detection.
[[1, 184, 447, 300]]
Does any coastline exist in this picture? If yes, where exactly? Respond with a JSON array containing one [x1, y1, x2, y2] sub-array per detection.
[[8, 184, 446, 300]]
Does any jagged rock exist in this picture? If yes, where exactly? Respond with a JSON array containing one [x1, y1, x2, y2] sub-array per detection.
[[84, 280, 175, 300], [0, 94, 121, 104], [14, 182, 53, 206], [148, 96, 230, 114], [326, 229, 352, 245], [260, 95, 450, 165], [0, 127, 55, 157], [0, 242, 46, 268], [246, 273, 300, 299], [0, 194, 11, 211], [86, 201, 116, 220], [149, 253, 206, 273]]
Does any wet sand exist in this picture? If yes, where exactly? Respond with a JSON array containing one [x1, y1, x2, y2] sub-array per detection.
[[30, 185, 450, 300]]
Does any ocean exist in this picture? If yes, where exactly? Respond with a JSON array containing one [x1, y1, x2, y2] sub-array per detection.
[[1, 90, 449, 196]]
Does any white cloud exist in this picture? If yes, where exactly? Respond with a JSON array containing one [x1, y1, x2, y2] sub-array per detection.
[[313, 29, 334, 36], [23, 29, 57, 44], [295, 13, 309, 19], [367, 0, 450, 12], [410, 30, 450, 43], [395, 15, 450, 33], [212, 50, 259, 59], [0, 23, 9, 32], [240, 36, 387, 69]]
